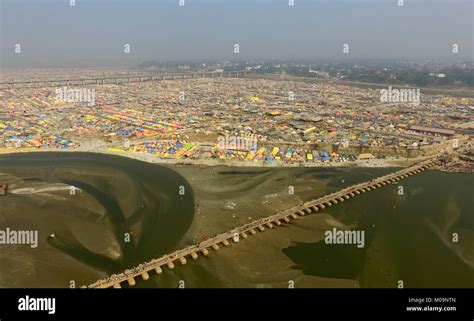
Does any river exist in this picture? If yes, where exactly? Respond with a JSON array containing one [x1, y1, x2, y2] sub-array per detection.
[[0, 152, 472, 288]]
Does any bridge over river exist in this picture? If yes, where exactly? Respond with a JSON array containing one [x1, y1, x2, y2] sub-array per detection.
[[84, 156, 442, 288], [0, 71, 247, 90]]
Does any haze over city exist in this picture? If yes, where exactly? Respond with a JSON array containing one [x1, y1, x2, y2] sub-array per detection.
[[1, 0, 473, 67]]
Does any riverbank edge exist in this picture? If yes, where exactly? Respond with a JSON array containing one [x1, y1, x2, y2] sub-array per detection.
[[0, 148, 429, 169]]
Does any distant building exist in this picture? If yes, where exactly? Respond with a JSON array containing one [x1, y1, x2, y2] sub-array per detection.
[[410, 126, 455, 137]]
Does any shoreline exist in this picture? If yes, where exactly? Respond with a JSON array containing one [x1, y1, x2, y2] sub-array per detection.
[[0, 147, 430, 169]]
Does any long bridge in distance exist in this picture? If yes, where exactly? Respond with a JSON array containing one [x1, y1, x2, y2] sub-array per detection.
[[84, 155, 443, 288], [0, 71, 247, 90]]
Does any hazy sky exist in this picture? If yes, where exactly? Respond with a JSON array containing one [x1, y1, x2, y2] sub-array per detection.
[[1, 0, 473, 67]]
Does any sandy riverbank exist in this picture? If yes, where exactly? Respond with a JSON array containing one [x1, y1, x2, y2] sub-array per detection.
[[0, 146, 430, 169]]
